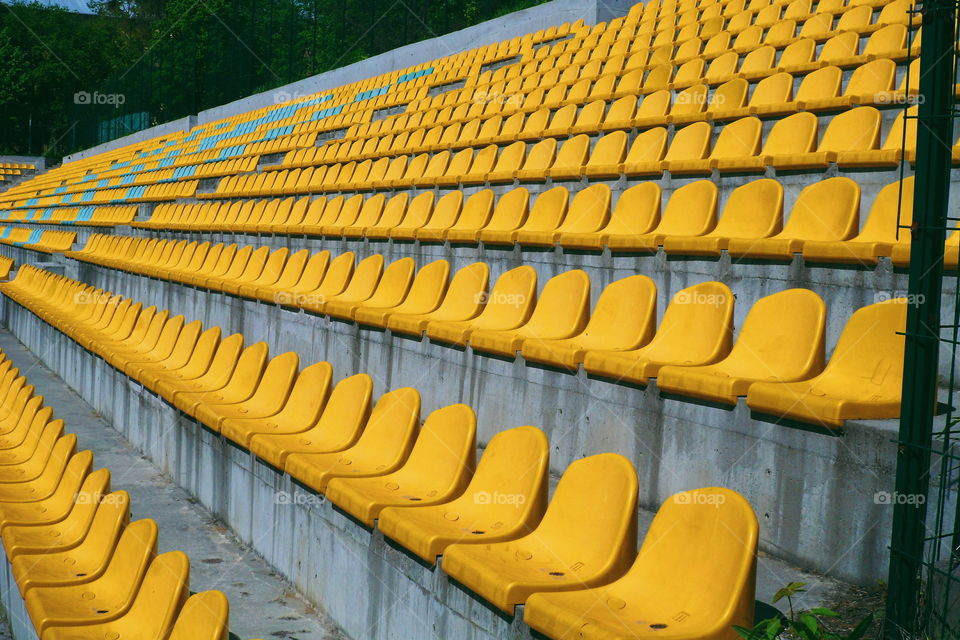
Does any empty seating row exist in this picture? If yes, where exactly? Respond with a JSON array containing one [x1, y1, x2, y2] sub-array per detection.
[[0, 347, 230, 639], [0, 265, 760, 638], [217, 106, 924, 201], [133, 177, 957, 267], [0, 205, 138, 227], [0, 228, 76, 254], [59, 240, 906, 426]]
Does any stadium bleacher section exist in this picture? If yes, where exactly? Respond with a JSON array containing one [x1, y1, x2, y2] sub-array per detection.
[[0, 0, 943, 637]]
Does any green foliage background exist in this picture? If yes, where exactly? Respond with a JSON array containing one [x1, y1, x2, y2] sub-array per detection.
[[0, 0, 546, 158]]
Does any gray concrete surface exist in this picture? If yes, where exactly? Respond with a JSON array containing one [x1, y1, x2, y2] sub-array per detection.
[[0, 328, 346, 640], [0, 300, 860, 640]]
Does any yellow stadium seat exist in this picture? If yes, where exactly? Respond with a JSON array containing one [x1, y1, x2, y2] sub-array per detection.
[[525, 487, 757, 640], [426, 265, 537, 346], [469, 269, 591, 357], [657, 289, 826, 404], [283, 387, 420, 493], [41, 551, 190, 640], [803, 177, 913, 265], [520, 275, 657, 370], [582, 282, 734, 385], [24, 518, 157, 633], [169, 591, 230, 640], [386, 263, 489, 337], [442, 453, 637, 613], [448, 188, 527, 244], [325, 404, 476, 526], [727, 177, 860, 259], [663, 179, 784, 256], [608, 179, 717, 251], [377, 425, 548, 563], [746, 300, 907, 427]]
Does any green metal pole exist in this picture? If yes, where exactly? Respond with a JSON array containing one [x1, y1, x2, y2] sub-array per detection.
[[884, 0, 957, 636]]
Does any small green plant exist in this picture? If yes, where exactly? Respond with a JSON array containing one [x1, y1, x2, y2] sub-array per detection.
[[734, 582, 874, 640]]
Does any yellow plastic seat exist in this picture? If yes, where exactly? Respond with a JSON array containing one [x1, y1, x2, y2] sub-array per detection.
[[525, 487, 757, 640], [377, 425, 548, 563], [582, 282, 735, 385], [169, 341, 269, 415], [219, 360, 332, 447], [302, 254, 382, 315], [607, 180, 717, 252], [169, 591, 230, 640], [545, 134, 593, 179], [770, 106, 881, 170], [325, 257, 415, 320], [283, 387, 420, 494], [667, 117, 762, 174], [513, 138, 557, 182], [442, 453, 638, 613], [443, 190, 496, 243], [746, 300, 907, 427], [415, 191, 466, 242], [657, 289, 826, 404], [24, 518, 158, 633], [520, 275, 657, 370], [426, 266, 537, 347], [260, 251, 334, 306], [594, 127, 666, 178], [4, 490, 128, 565], [469, 269, 591, 357], [41, 550, 189, 640], [715, 111, 818, 173], [803, 177, 913, 265], [727, 177, 860, 259], [386, 263, 489, 337], [149, 332, 241, 399], [662, 179, 784, 256], [247, 373, 372, 469], [353, 260, 451, 328], [325, 404, 476, 526], [480, 186, 568, 245], [517, 184, 610, 246], [0, 462, 104, 532], [0, 442, 86, 505], [837, 105, 917, 168], [560, 183, 661, 250], [448, 188, 528, 244]]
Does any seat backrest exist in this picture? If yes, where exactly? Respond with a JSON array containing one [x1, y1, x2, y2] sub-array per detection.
[[714, 179, 784, 238], [782, 176, 860, 241], [477, 265, 538, 325], [856, 177, 914, 242], [533, 453, 638, 570], [623, 128, 668, 167], [618, 488, 758, 631], [881, 105, 918, 152], [557, 183, 611, 233], [710, 78, 748, 112], [169, 591, 230, 640], [711, 117, 762, 159], [581, 275, 658, 347], [844, 58, 896, 97], [636, 89, 671, 119], [656, 179, 718, 236], [646, 281, 735, 363], [670, 84, 708, 118], [819, 106, 881, 153], [523, 186, 570, 232], [761, 111, 818, 156], [485, 188, 529, 232], [823, 300, 907, 388], [779, 38, 815, 68], [523, 269, 591, 335]]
